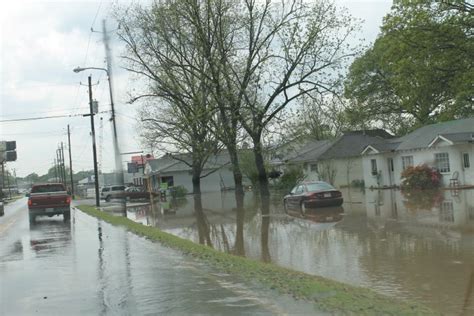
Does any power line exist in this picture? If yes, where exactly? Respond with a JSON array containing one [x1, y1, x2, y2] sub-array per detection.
[[0, 110, 110, 123]]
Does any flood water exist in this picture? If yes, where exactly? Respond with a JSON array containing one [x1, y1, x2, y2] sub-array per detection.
[[125, 188, 474, 315]]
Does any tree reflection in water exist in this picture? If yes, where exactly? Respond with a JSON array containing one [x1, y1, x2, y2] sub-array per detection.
[[233, 191, 245, 257], [194, 194, 213, 247], [261, 193, 271, 263]]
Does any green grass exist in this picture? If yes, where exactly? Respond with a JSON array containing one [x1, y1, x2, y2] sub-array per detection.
[[76, 205, 436, 315]]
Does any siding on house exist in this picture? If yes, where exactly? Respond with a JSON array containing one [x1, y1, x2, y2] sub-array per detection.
[[362, 118, 474, 188], [144, 152, 243, 193]]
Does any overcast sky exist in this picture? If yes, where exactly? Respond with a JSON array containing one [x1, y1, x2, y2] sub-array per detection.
[[0, 0, 393, 178]]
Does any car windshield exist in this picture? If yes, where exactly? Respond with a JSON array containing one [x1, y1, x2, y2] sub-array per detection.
[[31, 185, 65, 193], [305, 182, 335, 192]]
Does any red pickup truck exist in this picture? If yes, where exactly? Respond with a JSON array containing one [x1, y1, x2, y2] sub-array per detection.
[[28, 183, 71, 222]]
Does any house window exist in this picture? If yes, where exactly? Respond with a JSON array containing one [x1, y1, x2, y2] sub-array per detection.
[[439, 201, 454, 222], [463, 153, 470, 168], [434, 152, 450, 173], [469, 206, 474, 221], [402, 156, 414, 170], [370, 159, 378, 175], [310, 163, 318, 172]]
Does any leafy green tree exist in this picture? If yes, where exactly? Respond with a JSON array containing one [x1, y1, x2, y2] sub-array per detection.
[[344, 0, 473, 134]]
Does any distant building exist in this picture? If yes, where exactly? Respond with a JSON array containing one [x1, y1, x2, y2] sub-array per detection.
[[144, 152, 245, 194]]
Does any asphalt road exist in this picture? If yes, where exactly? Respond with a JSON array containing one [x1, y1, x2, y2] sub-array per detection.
[[0, 198, 319, 315]]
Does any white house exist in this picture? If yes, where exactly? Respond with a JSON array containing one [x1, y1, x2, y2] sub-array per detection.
[[361, 118, 474, 188], [279, 130, 394, 187], [144, 152, 239, 194]]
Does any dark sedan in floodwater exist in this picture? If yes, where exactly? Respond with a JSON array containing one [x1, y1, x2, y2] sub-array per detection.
[[283, 181, 343, 214]]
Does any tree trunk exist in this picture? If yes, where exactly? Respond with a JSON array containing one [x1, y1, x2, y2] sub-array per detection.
[[233, 189, 245, 256], [227, 144, 244, 195], [194, 193, 212, 247], [192, 163, 202, 195], [252, 139, 270, 199]]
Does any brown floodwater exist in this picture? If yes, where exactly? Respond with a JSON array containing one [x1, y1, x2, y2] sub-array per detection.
[[125, 188, 474, 315]]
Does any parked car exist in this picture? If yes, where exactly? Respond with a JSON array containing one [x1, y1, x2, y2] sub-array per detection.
[[27, 183, 71, 222], [283, 181, 343, 214], [100, 185, 126, 201]]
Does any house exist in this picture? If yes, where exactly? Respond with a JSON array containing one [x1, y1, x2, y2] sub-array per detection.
[[144, 152, 239, 194], [280, 130, 394, 187], [361, 118, 474, 188], [271, 139, 333, 180]]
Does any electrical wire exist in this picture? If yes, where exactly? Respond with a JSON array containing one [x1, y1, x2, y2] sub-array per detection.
[[0, 111, 110, 123]]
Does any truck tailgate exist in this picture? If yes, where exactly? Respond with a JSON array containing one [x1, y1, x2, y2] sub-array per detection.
[[29, 192, 69, 208]]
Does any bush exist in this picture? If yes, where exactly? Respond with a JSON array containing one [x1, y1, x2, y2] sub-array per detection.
[[170, 185, 187, 198], [400, 164, 442, 189], [350, 179, 365, 188], [274, 166, 306, 191]]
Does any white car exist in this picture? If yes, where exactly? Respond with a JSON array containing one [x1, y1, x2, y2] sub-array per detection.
[[100, 185, 125, 201]]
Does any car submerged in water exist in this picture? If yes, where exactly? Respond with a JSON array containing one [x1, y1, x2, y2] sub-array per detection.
[[283, 181, 343, 214]]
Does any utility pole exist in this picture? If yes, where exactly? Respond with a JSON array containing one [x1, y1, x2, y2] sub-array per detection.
[[103, 19, 125, 215], [86, 75, 100, 207], [6, 168, 11, 199], [56, 149, 62, 184], [102, 20, 124, 182], [54, 158, 58, 181], [67, 125, 75, 198], [60, 142, 67, 186], [13, 168, 18, 189]]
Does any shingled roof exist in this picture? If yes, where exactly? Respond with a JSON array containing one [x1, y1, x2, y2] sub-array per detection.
[[394, 118, 473, 151], [319, 130, 394, 159], [362, 118, 474, 154]]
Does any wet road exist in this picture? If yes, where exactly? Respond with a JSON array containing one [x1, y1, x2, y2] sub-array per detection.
[[0, 198, 319, 315], [125, 188, 474, 315]]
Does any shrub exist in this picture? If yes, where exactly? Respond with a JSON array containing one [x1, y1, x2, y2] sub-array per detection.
[[400, 164, 442, 189], [274, 165, 306, 191], [170, 185, 188, 198]]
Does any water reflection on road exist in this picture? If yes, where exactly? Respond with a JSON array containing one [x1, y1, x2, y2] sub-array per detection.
[[125, 188, 474, 315]]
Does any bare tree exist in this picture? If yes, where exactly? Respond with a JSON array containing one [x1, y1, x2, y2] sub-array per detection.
[[117, 2, 218, 194], [222, 0, 360, 198]]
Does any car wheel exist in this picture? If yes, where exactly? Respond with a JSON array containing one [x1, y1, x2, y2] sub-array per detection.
[[300, 201, 306, 216], [105, 195, 111, 202]]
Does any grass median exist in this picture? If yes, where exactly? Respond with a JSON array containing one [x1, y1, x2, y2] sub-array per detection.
[[76, 204, 435, 315]]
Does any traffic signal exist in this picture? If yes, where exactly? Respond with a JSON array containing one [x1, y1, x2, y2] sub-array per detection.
[[5, 141, 16, 151], [0, 140, 17, 162], [6, 151, 17, 161]]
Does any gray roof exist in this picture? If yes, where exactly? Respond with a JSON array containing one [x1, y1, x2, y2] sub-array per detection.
[[146, 152, 231, 174], [369, 141, 402, 153], [395, 118, 474, 151], [438, 132, 474, 144], [285, 140, 333, 163], [320, 131, 393, 159]]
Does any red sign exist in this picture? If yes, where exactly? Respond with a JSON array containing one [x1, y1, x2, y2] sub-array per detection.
[[131, 154, 154, 166]]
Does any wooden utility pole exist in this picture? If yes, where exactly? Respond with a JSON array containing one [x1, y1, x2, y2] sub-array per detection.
[[54, 158, 59, 181], [60, 142, 67, 186], [67, 125, 75, 198], [86, 75, 100, 207]]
